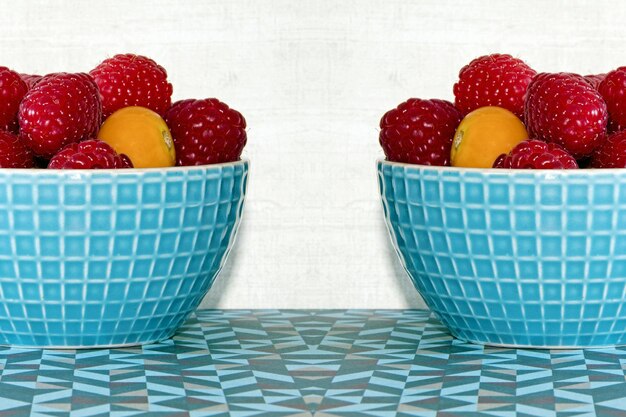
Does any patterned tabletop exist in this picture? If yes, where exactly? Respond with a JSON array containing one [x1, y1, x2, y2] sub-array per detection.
[[1, 310, 626, 417]]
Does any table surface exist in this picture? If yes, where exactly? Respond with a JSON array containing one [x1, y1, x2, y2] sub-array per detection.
[[1, 310, 625, 417]]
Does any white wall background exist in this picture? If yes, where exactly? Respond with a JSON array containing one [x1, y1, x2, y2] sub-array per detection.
[[2, 0, 625, 308]]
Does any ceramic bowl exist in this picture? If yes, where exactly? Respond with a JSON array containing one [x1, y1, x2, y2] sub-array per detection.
[[0, 160, 248, 348], [378, 159, 626, 348]]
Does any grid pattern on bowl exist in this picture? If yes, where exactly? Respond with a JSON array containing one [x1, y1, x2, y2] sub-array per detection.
[[378, 162, 626, 347], [0, 162, 248, 347]]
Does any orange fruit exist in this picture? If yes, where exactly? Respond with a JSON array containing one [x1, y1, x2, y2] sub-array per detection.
[[450, 106, 528, 168], [97, 106, 175, 168]]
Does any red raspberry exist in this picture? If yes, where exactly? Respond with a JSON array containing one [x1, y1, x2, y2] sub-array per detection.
[[0, 67, 28, 134], [18, 73, 102, 159], [19, 74, 43, 90], [591, 131, 626, 168], [453, 54, 536, 118], [90, 53, 173, 118], [166, 99, 191, 119], [379, 98, 461, 166], [48, 139, 133, 169], [493, 139, 578, 169], [165, 99, 247, 166], [524, 72, 608, 159], [0, 131, 34, 168], [584, 73, 606, 90], [598, 67, 626, 133]]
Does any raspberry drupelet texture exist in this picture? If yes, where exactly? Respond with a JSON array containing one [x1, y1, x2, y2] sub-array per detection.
[[591, 131, 626, 168], [90, 53, 173, 118], [598, 67, 626, 133], [379, 98, 462, 166], [18, 72, 102, 158], [19, 73, 43, 90], [493, 139, 578, 169], [48, 139, 133, 169], [584, 73, 606, 90], [524, 72, 608, 158], [0, 67, 29, 133], [0, 131, 34, 168], [165, 98, 247, 166], [453, 54, 536, 118]]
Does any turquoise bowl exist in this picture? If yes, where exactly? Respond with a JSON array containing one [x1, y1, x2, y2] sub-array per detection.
[[379, 160, 626, 348], [0, 160, 248, 348]]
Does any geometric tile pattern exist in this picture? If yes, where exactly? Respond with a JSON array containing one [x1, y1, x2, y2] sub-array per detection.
[[378, 160, 626, 347], [0, 162, 248, 347], [2, 309, 626, 416]]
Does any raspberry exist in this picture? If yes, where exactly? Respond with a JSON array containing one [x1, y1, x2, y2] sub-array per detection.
[[48, 139, 133, 169], [166, 99, 192, 119], [19, 74, 43, 90], [0, 67, 28, 134], [0, 131, 34, 168], [598, 67, 626, 132], [165, 99, 247, 166], [493, 139, 578, 169], [591, 131, 626, 168], [453, 54, 536, 118], [524, 72, 608, 158], [18, 72, 102, 159], [379, 98, 461, 166], [90, 53, 173, 118], [584, 73, 605, 90]]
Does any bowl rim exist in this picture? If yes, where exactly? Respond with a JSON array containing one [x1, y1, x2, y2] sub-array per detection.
[[377, 158, 625, 175], [0, 158, 249, 175]]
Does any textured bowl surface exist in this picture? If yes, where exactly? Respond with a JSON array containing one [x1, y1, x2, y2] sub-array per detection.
[[378, 160, 626, 348], [0, 160, 248, 348]]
